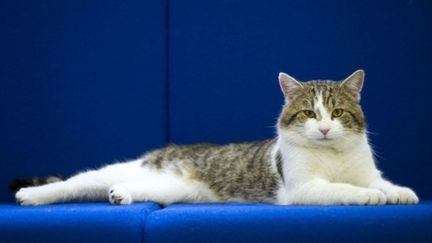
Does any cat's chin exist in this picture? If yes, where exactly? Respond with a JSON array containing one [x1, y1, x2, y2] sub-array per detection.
[[314, 138, 335, 143], [309, 138, 340, 147]]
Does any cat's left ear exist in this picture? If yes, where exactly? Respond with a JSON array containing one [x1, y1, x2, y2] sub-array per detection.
[[340, 69, 365, 101]]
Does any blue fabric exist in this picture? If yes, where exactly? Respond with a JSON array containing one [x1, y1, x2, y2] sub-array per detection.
[[145, 202, 432, 243], [0, 0, 167, 202], [2, 202, 432, 243], [0, 202, 160, 243], [169, 0, 432, 199]]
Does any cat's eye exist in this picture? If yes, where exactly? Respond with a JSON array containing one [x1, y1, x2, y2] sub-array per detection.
[[303, 110, 316, 118], [332, 109, 344, 118]]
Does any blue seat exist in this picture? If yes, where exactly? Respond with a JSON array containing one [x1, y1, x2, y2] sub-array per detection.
[[0, 203, 160, 243], [1, 202, 432, 243], [145, 202, 432, 243]]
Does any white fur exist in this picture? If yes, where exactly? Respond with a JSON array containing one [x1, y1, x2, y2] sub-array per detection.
[[16, 159, 219, 206]]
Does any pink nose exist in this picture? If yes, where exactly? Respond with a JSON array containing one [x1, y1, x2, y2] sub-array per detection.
[[319, 128, 330, 136]]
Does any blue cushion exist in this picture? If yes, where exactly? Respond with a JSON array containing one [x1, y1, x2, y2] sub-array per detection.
[[0, 203, 160, 243], [145, 202, 432, 243]]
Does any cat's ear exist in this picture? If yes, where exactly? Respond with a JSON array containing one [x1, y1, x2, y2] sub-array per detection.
[[340, 69, 364, 100], [279, 72, 303, 101]]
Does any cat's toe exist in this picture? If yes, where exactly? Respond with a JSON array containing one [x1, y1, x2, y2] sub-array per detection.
[[108, 186, 133, 205], [398, 187, 419, 204], [381, 187, 419, 204], [345, 189, 385, 205], [16, 188, 40, 206], [384, 191, 400, 204], [360, 189, 386, 205]]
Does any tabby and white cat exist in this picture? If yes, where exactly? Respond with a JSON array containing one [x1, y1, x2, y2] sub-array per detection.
[[15, 70, 419, 206]]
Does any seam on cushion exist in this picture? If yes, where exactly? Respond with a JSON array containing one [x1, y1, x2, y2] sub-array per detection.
[[139, 203, 162, 243]]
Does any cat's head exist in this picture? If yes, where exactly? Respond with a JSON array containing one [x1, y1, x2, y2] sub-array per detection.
[[277, 70, 366, 147]]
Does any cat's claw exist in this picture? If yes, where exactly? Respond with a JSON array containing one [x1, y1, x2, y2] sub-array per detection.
[[108, 185, 133, 205]]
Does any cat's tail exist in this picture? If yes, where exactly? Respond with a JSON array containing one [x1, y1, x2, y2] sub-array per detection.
[[9, 176, 66, 192]]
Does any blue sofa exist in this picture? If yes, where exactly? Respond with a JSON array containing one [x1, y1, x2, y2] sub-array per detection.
[[1, 0, 432, 242], [1, 202, 432, 243]]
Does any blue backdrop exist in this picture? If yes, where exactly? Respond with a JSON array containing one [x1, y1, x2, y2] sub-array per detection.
[[1, 0, 431, 202], [0, 0, 167, 201]]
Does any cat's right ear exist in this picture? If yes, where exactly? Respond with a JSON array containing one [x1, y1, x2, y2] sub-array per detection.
[[278, 72, 303, 101]]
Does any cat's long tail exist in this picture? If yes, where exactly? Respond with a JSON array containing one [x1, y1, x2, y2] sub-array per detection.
[[9, 176, 66, 192]]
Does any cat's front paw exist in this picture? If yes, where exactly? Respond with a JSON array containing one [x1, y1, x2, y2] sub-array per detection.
[[354, 188, 387, 205], [108, 185, 133, 205], [380, 186, 419, 204]]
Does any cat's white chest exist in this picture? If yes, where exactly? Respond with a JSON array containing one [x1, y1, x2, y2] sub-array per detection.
[[280, 138, 375, 186], [304, 149, 354, 182]]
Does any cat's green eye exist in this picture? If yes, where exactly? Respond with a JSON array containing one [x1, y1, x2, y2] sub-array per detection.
[[303, 110, 316, 118], [332, 109, 344, 118]]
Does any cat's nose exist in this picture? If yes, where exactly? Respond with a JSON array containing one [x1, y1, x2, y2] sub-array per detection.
[[319, 128, 330, 136]]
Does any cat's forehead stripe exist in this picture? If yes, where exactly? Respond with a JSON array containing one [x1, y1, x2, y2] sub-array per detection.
[[313, 90, 331, 119], [307, 81, 338, 111]]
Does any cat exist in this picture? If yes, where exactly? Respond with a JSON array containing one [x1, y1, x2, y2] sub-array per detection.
[[15, 70, 419, 206]]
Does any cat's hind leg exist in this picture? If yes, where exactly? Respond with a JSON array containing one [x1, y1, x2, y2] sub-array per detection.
[[108, 172, 219, 205], [16, 160, 143, 205], [16, 170, 109, 206]]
